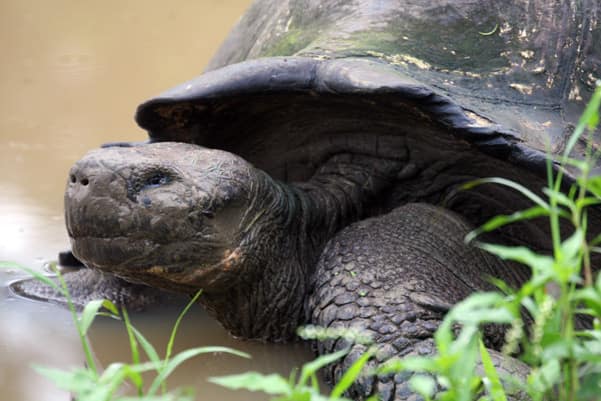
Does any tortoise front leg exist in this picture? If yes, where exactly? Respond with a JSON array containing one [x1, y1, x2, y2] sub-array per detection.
[[10, 268, 185, 311], [307, 203, 530, 400]]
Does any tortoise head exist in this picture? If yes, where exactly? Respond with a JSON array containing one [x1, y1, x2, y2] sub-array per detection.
[[65, 142, 259, 293]]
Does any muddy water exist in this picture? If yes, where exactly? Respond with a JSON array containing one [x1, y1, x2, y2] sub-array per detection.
[[0, 1, 315, 400]]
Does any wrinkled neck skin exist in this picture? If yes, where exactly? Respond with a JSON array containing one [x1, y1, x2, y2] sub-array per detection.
[[199, 154, 401, 342]]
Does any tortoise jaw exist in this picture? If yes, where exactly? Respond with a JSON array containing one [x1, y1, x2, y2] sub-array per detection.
[[69, 236, 156, 272], [161, 247, 245, 290], [68, 233, 230, 286]]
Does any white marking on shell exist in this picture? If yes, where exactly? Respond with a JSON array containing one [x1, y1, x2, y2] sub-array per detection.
[[500, 22, 512, 34], [464, 110, 494, 127], [520, 50, 534, 59], [569, 85, 583, 101], [510, 83, 534, 95]]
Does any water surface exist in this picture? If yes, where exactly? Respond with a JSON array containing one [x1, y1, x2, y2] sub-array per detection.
[[0, 1, 315, 400]]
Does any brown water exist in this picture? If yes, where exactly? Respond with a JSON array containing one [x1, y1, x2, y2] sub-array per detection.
[[0, 1, 315, 400]]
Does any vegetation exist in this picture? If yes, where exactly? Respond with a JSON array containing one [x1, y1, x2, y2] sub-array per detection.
[[2, 85, 601, 401], [211, 326, 377, 401], [371, 83, 601, 401], [0, 262, 248, 401]]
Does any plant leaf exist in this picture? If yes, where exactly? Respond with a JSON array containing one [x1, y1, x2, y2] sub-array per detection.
[[560, 229, 584, 262], [585, 176, 601, 200], [330, 348, 374, 398], [479, 340, 508, 401], [563, 84, 601, 158], [378, 356, 439, 375], [148, 346, 249, 394], [542, 187, 575, 210], [466, 206, 550, 244], [1, 263, 64, 294], [165, 290, 202, 361], [80, 299, 105, 335], [409, 375, 436, 400], [528, 359, 560, 394], [130, 326, 161, 365], [209, 372, 291, 395], [476, 243, 554, 272], [461, 178, 549, 209], [33, 365, 96, 393], [298, 348, 348, 387], [101, 299, 120, 316]]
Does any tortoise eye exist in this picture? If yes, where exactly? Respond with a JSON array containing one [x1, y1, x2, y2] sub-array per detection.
[[143, 171, 172, 189], [126, 170, 175, 202]]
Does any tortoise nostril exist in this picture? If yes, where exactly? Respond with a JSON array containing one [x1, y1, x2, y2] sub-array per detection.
[[81, 178, 89, 186], [70, 174, 77, 183]]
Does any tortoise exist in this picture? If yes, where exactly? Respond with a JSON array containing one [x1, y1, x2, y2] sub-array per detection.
[[13, 0, 601, 400]]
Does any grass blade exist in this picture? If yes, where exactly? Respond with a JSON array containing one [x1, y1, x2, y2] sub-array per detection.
[[80, 299, 105, 336], [165, 290, 202, 361], [131, 325, 161, 365], [121, 307, 144, 395], [377, 355, 439, 375], [461, 178, 549, 209], [330, 348, 374, 398], [465, 206, 549, 244], [409, 375, 436, 400], [33, 365, 96, 393], [149, 346, 250, 394], [121, 307, 140, 365], [479, 340, 508, 401], [209, 372, 291, 395], [563, 85, 601, 158], [54, 271, 99, 376], [476, 243, 554, 271], [101, 299, 120, 316], [0, 262, 63, 294], [299, 348, 348, 386]]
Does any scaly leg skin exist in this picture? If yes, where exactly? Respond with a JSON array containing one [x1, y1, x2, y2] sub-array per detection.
[[9, 268, 185, 311], [308, 203, 530, 401]]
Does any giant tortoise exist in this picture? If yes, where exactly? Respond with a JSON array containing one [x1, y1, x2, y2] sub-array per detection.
[[14, 0, 601, 400]]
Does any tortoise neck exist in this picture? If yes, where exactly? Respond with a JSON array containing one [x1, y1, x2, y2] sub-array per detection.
[[198, 171, 311, 341], [199, 155, 401, 341], [292, 154, 402, 240]]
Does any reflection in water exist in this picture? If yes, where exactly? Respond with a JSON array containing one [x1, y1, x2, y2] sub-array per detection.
[[0, 278, 82, 401], [0, 1, 316, 400]]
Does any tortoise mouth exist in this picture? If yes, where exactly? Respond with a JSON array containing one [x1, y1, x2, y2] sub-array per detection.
[[70, 235, 235, 290], [70, 236, 159, 271]]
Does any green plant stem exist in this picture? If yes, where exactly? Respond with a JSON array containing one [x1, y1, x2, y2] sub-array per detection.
[[165, 290, 202, 361], [583, 245, 592, 287], [56, 271, 99, 377], [558, 280, 578, 401], [578, 132, 594, 287], [122, 307, 144, 396], [156, 289, 203, 395], [550, 173, 563, 261]]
